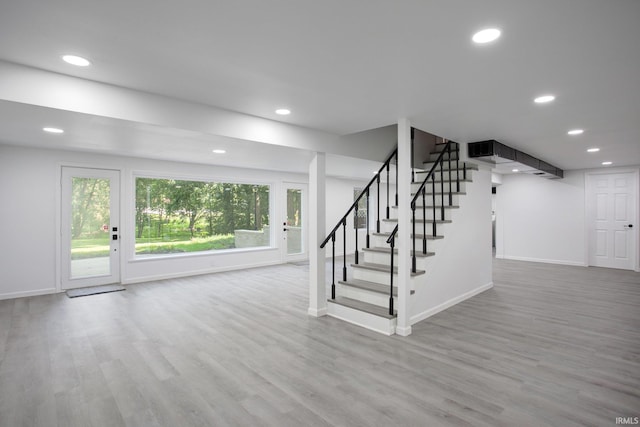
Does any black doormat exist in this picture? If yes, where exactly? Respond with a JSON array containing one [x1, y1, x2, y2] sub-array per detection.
[[65, 284, 125, 298]]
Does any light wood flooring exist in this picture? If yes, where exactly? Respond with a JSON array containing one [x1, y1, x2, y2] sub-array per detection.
[[0, 259, 639, 426]]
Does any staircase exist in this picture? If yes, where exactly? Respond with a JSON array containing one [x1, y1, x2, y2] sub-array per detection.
[[322, 138, 479, 335]]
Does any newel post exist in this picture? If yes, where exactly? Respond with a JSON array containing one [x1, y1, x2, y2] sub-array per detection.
[[396, 119, 412, 336], [308, 152, 327, 317]]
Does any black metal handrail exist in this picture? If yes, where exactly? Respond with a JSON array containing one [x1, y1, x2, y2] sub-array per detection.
[[409, 141, 464, 273], [386, 224, 399, 315], [320, 148, 398, 301]]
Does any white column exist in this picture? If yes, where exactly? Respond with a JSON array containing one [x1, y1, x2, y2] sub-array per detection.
[[396, 119, 412, 336], [308, 152, 327, 317]]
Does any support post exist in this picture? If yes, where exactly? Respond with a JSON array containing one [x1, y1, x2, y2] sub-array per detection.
[[396, 119, 412, 336], [308, 152, 327, 317]]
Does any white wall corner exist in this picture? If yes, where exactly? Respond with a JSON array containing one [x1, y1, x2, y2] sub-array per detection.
[[395, 325, 412, 336], [308, 307, 328, 317]]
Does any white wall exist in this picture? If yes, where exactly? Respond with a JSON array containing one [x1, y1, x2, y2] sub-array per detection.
[[0, 145, 324, 299], [409, 167, 494, 324], [495, 171, 586, 266]]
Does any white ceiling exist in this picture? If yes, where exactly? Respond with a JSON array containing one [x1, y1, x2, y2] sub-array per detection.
[[0, 0, 639, 173]]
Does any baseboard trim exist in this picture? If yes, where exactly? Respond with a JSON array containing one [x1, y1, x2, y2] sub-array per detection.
[[308, 306, 328, 317], [410, 282, 494, 325], [498, 255, 586, 267], [0, 288, 57, 301], [395, 325, 412, 336], [121, 260, 283, 285]]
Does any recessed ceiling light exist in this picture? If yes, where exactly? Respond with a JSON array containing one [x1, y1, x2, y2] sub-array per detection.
[[512, 169, 519, 172], [534, 95, 555, 104], [587, 148, 600, 153], [275, 109, 291, 115], [472, 28, 501, 44], [43, 127, 64, 134], [212, 149, 226, 154], [62, 55, 91, 67], [602, 161, 612, 165], [568, 129, 584, 135]]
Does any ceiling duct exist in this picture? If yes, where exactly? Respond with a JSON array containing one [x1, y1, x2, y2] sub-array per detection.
[[468, 140, 563, 179]]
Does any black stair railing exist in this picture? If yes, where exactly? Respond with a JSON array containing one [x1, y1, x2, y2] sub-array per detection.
[[409, 141, 463, 273], [320, 148, 398, 300]]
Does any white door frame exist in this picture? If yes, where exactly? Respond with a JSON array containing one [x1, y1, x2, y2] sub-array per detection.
[[585, 168, 639, 272], [282, 182, 308, 262], [60, 167, 121, 289]]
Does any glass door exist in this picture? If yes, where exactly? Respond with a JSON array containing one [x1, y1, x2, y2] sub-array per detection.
[[61, 167, 120, 289], [283, 183, 307, 261]]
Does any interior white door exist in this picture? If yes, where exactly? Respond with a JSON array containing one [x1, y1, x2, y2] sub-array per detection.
[[283, 183, 308, 262], [61, 167, 120, 289], [587, 172, 637, 270]]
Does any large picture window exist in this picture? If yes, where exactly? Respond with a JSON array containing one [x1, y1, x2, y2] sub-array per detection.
[[135, 177, 270, 256]]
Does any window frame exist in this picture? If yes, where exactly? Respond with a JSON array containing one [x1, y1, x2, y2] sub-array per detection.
[[130, 171, 275, 261]]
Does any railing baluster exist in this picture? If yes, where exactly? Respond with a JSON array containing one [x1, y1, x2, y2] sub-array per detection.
[[432, 174, 437, 237], [366, 188, 370, 248], [342, 219, 347, 281], [354, 206, 359, 264], [440, 157, 445, 221], [411, 129, 415, 183], [386, 162, 390, 219], [448, 144, 453, 206], [376, 173, 381, 233], [411, 201, 416, 273], [389, 236, 395, 315], [331, 234, 336, 299], [395, 152, 398, 207], [456, 143, 460, 192], [422, 187, 427, 255]]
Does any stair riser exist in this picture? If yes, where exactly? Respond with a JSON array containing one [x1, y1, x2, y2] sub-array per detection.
[[426, 152, 460, 162], [337, 284, 394, 308], [380, 220, 451, 234], [327, 302, 397, 335], [353, 267, 394, 284], [411, 193, 462, 205], [411, 181, 466, 193], [361, 252, 429, 270], [370, 234, 447, 252], [417, 169, 474, 181]]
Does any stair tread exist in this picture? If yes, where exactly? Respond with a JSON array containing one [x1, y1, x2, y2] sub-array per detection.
[[362, 246, 435, 257], [328, 296, 396, 319], [351, 261, 426, 276], [338, 279, 415, 296]]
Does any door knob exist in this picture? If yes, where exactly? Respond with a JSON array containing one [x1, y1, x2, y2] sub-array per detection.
[[623, 224, 633, 228]]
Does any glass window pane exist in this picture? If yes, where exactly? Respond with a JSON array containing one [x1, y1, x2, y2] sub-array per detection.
[[135, 178, 270, 256], [286, 189, 302, 255], [71, 177, 111, 277]]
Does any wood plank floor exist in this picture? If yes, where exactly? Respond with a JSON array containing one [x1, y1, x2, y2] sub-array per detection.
[[0, 258, 638, 426]]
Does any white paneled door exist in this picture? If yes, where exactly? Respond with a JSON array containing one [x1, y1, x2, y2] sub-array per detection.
[[587, 172, 637, 270], [61, 167, 121, 289]]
